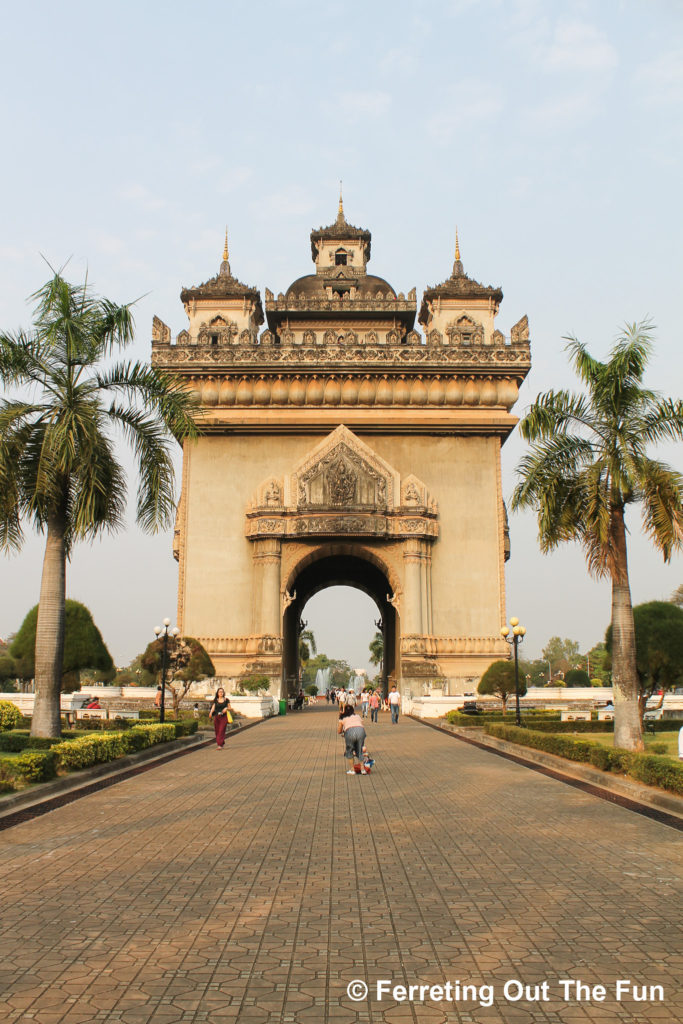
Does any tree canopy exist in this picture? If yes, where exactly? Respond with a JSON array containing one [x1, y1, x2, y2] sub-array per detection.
[[564, 668, 590, 687], [10, 600, 113, 690], [477, 660, 527, 712], [512, 322, 683, 751], [140, 635, 215, 683], [605, 601, 683, 702]]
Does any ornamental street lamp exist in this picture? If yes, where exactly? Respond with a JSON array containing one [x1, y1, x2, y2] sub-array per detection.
[[154, 618, 179, 723], [500, 616, 527, 726]]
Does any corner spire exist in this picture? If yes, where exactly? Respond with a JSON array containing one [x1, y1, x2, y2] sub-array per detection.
[[337, 180, 344, 222], [220, 227, 231, 276], [452, 227, 464, 278]]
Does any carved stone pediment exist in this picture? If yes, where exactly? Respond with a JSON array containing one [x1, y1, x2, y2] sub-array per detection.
[[245, 426, 438, 541], [288, 425, 399, 510]]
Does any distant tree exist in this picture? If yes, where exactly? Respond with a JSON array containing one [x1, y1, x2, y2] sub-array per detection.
[[477, 660, 527, 714], [670, 584, 683, 608], [140, 635, 215, 716], [330, 659, 352, 688], [565, 668, 590, 687], [10, 600, 113, 691], [605, 601, 683, 714], [541, 637, 581, 676], [299, 628, 317, 665], [369, 631, 384, 667], [305, 684, 318, 697], [301, 652, 331, 685], [0, 655, 19, 690], [586, 641, 610, 683], [512, 322, 683, 752]]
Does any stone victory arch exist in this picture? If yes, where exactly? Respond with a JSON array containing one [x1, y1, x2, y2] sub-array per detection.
[[151, 202, 532, 698]]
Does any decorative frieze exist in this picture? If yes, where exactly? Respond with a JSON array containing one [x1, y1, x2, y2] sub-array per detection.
[[152, 341, 530, 369], [177, 372, 523, 410]]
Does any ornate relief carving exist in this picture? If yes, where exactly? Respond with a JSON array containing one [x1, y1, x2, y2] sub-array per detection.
[[152, 316, 171, 344], [246, 426, 438, 543], [327, 457, 357, 505], [511, 314, 529, 344], [152, 342, 531, 370]]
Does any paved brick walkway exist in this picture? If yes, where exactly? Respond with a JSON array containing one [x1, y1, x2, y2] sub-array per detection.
[[1, 707, 681, 1024]]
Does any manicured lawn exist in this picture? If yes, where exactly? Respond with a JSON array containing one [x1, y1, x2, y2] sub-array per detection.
[[583, 731, 681, 759]]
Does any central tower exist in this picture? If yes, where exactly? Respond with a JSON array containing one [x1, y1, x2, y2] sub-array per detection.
[[151, 204, 531, 699]]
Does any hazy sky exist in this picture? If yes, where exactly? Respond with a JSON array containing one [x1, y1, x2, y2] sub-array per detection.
[[1, 0, 682, 675]]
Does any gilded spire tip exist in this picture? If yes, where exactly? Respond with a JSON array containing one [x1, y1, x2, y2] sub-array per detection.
[[223, 227, 229, 263], [455, 227, 461, 262], [338, 180, 344, 219]]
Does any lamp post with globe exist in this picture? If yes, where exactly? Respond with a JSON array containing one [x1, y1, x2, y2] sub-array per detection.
[[500, 617, 526, 726], [154, 619, 179, 723]]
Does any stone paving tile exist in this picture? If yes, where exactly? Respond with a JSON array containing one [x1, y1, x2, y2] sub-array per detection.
[[0, 707, 681, 1023]]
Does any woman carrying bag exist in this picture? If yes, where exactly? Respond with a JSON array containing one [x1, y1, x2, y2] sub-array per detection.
[[209, 687, 233, 749]]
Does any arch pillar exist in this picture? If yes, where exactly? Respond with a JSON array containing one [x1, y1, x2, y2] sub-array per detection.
[[252, 538, 282, 637]]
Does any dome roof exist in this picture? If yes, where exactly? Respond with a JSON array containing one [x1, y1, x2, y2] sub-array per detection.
[[286, 273, 397, 300]]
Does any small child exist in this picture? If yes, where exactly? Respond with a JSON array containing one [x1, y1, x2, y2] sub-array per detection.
[[361, 745, 375, 772]]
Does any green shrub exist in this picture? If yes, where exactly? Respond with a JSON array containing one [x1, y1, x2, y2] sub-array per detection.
[[170, 719, 198, 737], [0, 732, 30, 752], [483, 723, 683, 795], [627, 754, 683, 794], [0, 701, 22, 731], [235, 674, 270, 695], [0, 750, 57, 784]]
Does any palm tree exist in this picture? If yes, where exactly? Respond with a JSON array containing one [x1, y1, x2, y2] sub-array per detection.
[[369, 631, 384, 668], [0, 272, 199, 737], [512, 322, 683, 751], [299, 628, 317, 665]]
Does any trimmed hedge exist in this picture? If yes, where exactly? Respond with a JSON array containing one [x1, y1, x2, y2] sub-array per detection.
[[0, 719, 199, 792], [483, 723, 683, 796], [0, 750, 57, 785], [52, 723, 176, 770], [0, 701, 22, 731]]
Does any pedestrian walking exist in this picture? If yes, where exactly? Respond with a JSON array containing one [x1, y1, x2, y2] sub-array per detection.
[[337, 688, 347, 711], [209, 687, 233, 749], [369, 688, 381, 723], [360, 690, 369, 718], [337, 705, 367, 774], [346, 689, 357, 709], [389, 685, 401, 724]]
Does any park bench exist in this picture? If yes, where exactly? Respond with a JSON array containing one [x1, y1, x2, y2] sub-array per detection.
[[560, 710, 591, 722]]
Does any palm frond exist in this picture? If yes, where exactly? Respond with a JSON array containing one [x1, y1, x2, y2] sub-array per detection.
[[518, 390, 594, 442], [105, 403, 178, 531], [95, 361, 200, 442], [638, 458, 683, 560]]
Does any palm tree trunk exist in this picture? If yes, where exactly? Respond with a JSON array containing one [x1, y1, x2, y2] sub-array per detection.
[[610, 507, 644, 752], [31, 513, 66, 738]]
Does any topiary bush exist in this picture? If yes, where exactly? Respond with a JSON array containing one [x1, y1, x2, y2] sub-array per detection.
[[0, 701, 22, 731]]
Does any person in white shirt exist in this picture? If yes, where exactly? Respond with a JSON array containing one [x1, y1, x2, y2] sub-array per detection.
[[388, 685, 401, 724], [337, 689, 347, 709], [346, 690, 357, 709]]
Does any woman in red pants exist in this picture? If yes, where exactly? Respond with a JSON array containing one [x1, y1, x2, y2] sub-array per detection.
[[209, 687, 232, 749]]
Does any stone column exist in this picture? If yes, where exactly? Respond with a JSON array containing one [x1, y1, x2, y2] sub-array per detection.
[[419, 540, 430, 634], [402, 538, 423, 635], [252, 539, 282, 637]]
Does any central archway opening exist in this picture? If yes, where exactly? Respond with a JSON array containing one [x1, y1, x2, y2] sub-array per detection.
[[300, 587, 379, 693], [282, 549, 398, 699]]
